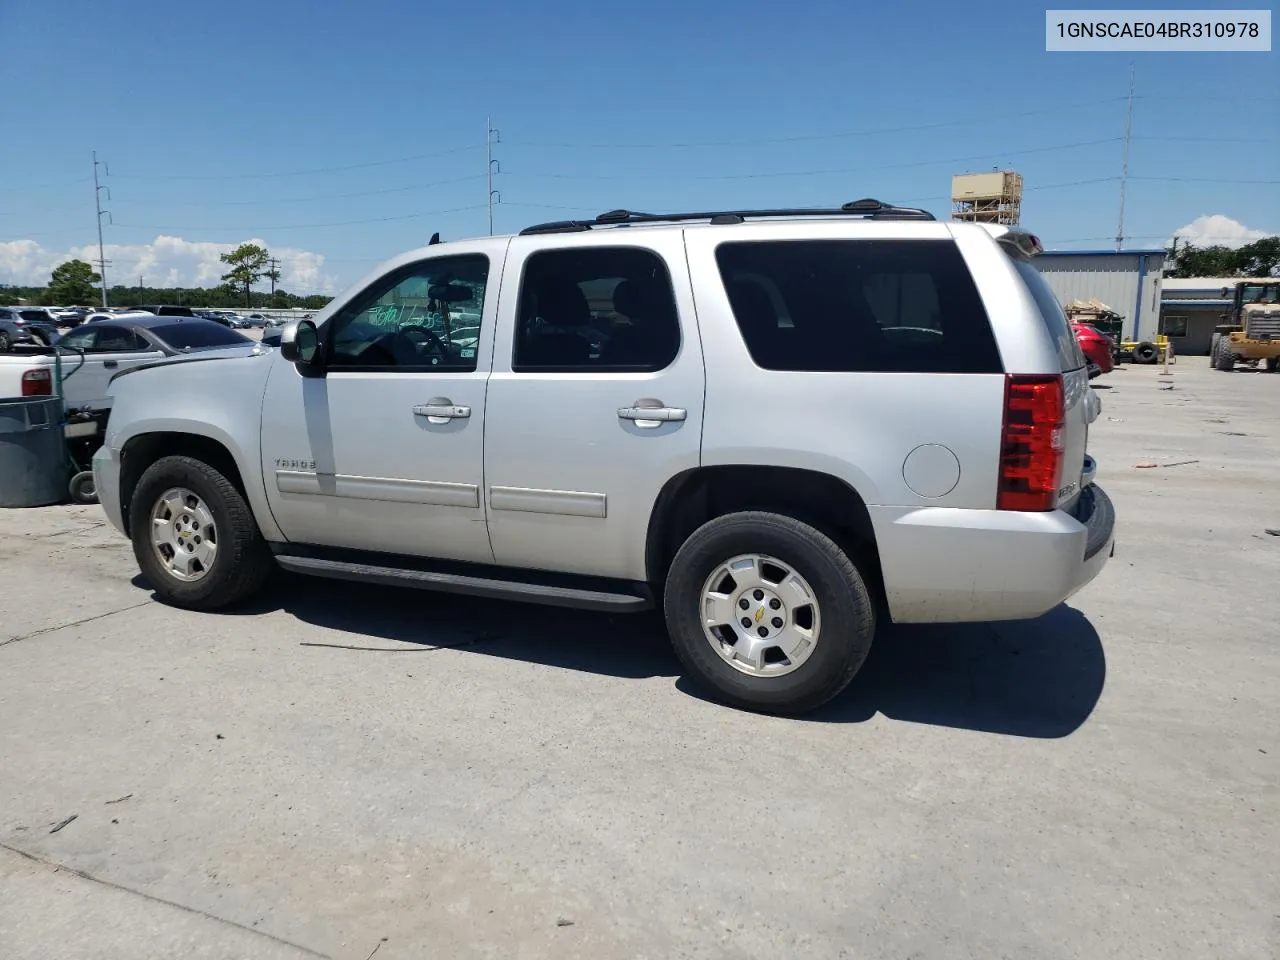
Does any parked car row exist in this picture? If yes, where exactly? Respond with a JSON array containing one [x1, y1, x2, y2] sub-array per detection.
[[0, 307, 60, 350]]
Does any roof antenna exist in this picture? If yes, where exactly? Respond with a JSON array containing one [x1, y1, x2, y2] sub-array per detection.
[[428, 232, 440, 245]]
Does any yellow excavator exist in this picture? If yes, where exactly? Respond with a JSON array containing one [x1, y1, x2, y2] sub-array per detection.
[[1212, 280, 1280, 373]]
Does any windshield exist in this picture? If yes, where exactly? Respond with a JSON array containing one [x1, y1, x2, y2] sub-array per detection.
[[150, 321, 252, 351], [1241, 284, 1280, 304]]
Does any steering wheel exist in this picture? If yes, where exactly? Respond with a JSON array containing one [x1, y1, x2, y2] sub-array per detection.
[[395, 325, 448, 357]]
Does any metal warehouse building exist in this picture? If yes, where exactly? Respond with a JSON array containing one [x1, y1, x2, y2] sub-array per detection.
[[1034, 249, 1166, 342], [1158, 277, 1237, 356]]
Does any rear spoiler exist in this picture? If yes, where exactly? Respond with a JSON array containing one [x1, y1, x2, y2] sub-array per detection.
[[995, 229, 1044, 260], [965, 223, 1044, 260]]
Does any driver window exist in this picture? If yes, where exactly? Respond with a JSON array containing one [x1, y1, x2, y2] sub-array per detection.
[[328, 254, 489, 371]]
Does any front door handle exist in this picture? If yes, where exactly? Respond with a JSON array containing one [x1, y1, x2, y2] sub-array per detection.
[[413, 398, 471, 424], [618, 399, 687, 428], [103, 360, 118, 368]]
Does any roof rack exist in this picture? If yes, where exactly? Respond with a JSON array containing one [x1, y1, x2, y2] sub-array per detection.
[[517, 198, 935, 236]]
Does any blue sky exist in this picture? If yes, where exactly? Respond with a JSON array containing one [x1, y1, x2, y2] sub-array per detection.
[[1, 0, 1276, 294]]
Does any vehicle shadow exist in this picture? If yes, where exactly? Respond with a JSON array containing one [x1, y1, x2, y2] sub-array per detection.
[[134, 574, 1105, 737], [787, 605, 1104, 738]]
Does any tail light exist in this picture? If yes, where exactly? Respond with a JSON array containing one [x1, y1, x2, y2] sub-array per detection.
[[998, 374, 1065, 511], [20, 368, 53, 397]]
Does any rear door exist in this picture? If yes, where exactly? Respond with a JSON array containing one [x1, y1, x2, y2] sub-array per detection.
[[483, 232, 704, 582], [1007, 257, 1093, 507]]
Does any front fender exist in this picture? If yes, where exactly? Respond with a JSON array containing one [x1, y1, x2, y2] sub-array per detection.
[[106, 350, 282, 541]]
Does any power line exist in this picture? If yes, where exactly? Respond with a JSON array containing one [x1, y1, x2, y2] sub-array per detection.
[[505, 137, 1122, 183], [111, 202, 489, 233], [111, 173, 488, 208], [111, 144, 484, 182], [1130, 175, 1280, 184], [506, 98, 1129, 149]]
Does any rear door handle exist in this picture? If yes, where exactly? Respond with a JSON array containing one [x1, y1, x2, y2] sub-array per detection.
[[103, 360, 118, 368], [618, 400, 687, 428], [413, 398, 471, 423]]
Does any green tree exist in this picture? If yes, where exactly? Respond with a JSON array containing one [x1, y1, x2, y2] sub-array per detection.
[[219, 243, 270, 307], [1166, 237, 1280, 278], [1165, 243, 1236, 278], [1233, 237, 1280, 277], [47, 259, 102, 305]]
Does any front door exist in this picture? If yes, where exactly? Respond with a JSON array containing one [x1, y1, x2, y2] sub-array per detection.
[[260, 246, 501, 563], [483, 233, 705, 582]]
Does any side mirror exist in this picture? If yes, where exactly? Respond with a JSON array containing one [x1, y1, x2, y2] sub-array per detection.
[[279, 319, 320, 368]]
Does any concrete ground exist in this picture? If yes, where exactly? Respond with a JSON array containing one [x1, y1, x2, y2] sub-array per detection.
[[1, 357, 1276, 960]]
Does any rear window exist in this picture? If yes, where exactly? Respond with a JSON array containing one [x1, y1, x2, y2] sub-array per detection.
[[715, 239, 1003, 373], [1010, 258, 1086, 372], [155, 305, 196, 316], [150, 321, 251, 350]]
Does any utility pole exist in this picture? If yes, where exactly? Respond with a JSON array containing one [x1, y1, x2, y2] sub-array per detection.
[[92, 151, 111, 307], [266, 256, 281, 304], [1115, 64, 1135, 252], [486, 116, 501, 236]]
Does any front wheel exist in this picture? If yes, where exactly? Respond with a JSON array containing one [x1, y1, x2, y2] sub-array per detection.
[[128, 455, 273, 610], [1216, 343, 1236, 371], [663, 511, 875, 714], [0, 331, 10, 352], [1266, 357, 1280, 373]]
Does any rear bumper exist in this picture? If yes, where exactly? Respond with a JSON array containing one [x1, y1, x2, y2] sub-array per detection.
[[92, 444, 126, 536], [871, 484, 1116, 623]]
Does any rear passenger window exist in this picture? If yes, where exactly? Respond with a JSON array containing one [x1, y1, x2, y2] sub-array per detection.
[[513, 247, 681, 372], [1011, 258, 1087, 372], [716, 239, 1003, 374]]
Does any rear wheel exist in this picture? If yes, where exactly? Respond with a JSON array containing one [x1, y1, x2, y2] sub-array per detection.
[[663, 511, 875, 714], [0, 331, 10, 352], [129, 455, 273, 610], [1266, 357, 1280, 373]]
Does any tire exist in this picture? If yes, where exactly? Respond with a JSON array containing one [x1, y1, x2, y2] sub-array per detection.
[[1210, 333, 1220, 359], [663, 511, 875, 714], [128, 455, 273, 610], [1132, 341, 1159, 364], [0, 331, 10, 352], [1266, 357, 1280, 373], [1215, 342, 1236, 371], [69, 470, 98, 505]]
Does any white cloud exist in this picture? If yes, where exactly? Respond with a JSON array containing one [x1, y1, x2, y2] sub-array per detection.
[[0, 236, 338, 294], [1168, 215, 1273, 249]]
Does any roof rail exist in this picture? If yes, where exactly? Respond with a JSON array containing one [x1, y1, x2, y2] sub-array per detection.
[[517, 198, 935, 236]]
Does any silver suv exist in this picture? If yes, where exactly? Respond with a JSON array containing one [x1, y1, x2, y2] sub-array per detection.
[[93, 200, 1114, 713]]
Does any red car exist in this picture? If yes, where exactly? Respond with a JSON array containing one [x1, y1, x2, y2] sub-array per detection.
[[1072, 322, 1114, 375]]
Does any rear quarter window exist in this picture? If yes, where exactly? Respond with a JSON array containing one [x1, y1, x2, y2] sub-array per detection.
[[715, 239, 1003, 374], [1010, 258, 1086, 372]]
